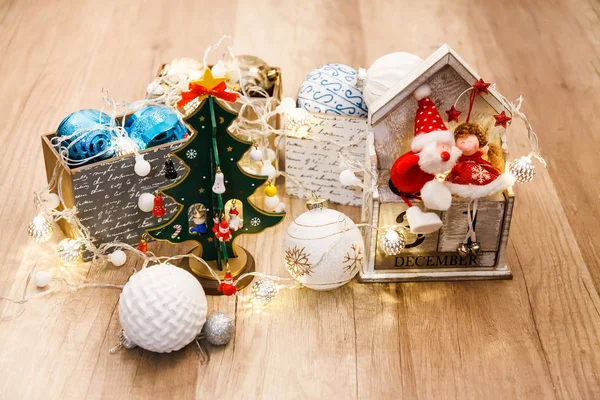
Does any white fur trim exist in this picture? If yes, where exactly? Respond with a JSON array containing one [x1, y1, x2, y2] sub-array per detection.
[[414, 84, 431, 100], [421, 179, 452, 210], [418, 143, 462, 175], [406, 206, 443, 234], [411, 129, 454, 152], [445, 173, 516, 199]]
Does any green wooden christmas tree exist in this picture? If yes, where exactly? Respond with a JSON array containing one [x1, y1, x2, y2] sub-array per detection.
[[146, 68, 284, 273]]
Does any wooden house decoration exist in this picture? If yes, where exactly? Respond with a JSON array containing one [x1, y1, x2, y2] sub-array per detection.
[[360, 44, 515, 282]]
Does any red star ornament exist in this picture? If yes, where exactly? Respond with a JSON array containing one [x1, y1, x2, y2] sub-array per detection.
[[473, 78, 491, 95], [445, 105, 462, 123], [493, 111, 512, 128]]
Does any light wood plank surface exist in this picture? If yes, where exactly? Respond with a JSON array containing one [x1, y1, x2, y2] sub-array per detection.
[[1, 0, 599, 399]]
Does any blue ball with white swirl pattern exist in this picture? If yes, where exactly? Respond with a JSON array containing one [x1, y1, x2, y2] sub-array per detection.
[[297, 63, 368, 118]]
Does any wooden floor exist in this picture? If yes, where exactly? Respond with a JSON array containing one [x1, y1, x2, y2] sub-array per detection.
[[1, 0, 600, 398]]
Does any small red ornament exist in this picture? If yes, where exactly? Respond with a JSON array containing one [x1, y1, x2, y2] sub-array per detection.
[[218, 271, 237, 296], [493, 111, 512, 128], [152, 195, 166, 217], [445, 105, 462, 123], [138, 235, 148, 252], [215, 219, 231, 242], [473, 78, 491, 95]]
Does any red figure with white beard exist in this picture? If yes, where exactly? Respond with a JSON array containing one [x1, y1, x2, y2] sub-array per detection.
[[389, 84, 461, 234]]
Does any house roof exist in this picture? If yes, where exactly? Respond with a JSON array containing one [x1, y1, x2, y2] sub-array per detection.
[[369, 44, 509, 126]]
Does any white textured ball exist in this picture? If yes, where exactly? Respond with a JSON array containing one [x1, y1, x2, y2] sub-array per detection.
[[250, 147, 263, 161], [119, 263, 208, 353], [364, 52, 423, 107], [134, 155, 151, 177], [138, 193, 155, 212], [298, 63, 368, 118], [34, 270, 52, 288], [284, 208, 364, 290], [108, 250, 127, 267]]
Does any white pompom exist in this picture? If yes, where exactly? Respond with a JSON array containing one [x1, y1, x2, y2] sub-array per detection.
[[364, 52, 423, 107], [339, 169, 362, 187], [34, 270, 52, 288], [414, 84, 431, 100], [250, 147, 263, 161], [41, 191, 60, 210], [109, 250, 127, 267], [264, 194, 280, 211], [134, 155, 151, 177], [138, 193, 155, 212], [260, 160, 277, 179], [119, 263, 208, 353]]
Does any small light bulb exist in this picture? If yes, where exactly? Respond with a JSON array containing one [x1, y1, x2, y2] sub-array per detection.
[[251, 279, 279, 304], [28, 215, 53, 243], [56, 238, 83, 265], [211, 61, 227, 78], [339, 169, 362, 187], [508, 155, 536, 183], [134, 155, 151, 177], [379, 229, 406, 256], [285, 108, 311, 137]]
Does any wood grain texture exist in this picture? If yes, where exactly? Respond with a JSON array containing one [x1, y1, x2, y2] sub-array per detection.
[[0, 0, 599, 399]]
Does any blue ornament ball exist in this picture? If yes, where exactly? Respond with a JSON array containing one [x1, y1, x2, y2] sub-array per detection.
[[55, 109, 114, 166], [297, 63, 368, 118], [125, 106, 188, 150]]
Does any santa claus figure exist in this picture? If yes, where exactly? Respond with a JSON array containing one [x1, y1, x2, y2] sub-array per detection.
[[228, 203, 242, 231], [389, 84, 462, 234], [215, 219, 232, 242]]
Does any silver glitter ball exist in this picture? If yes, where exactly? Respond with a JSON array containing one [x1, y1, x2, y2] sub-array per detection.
[[251, 279, 279, 304], [509, 156, 536, 183], [379, 229, 406, 256], [202, 312, 235, 346]]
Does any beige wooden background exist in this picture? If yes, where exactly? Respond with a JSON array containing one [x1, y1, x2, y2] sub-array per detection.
[[1, 0, 599, 399]]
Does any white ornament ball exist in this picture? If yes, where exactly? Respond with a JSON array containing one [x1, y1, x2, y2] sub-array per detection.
[[108, 250, 127, 267], [266, 148, 276, 162], [34, 270, 52, 288], [260, 160, 277, 179], [134, 155, 151, 177], [41, 191, 60, 210], [284, 207, 364, 290], [298, 63, 368, 118], [364, 52, 423, 107], [138, 193, 155, 212], [339, 169, 362, 187], [264, 194, 280, 211], [250, 147, 263, 161], [119, 263, 208, 353]]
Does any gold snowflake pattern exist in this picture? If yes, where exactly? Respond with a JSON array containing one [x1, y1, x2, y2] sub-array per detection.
[[343, 244, 363, 274], [285, 246, 312, 277]]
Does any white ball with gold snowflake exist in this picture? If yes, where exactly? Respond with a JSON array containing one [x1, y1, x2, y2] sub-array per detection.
[[283, 201, 364, 290]]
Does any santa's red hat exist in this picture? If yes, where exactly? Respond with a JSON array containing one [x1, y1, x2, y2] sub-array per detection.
[[411, 84, 454, 152], [219, 219, 229, 229], [229, 207, 239, 216]]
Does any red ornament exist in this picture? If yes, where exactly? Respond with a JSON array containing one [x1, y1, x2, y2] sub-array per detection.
[[152, 195, 166, 217], [493, 111, 512, 128], [177, 81, 238, 107], [138, 236, 148, 252], [473, 78, 491, 95], [218, 272, 237, 296], [445, 105, 462, 123], [215, 219, 231, 242]]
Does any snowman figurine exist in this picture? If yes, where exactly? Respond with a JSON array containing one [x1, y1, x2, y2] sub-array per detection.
[[189, 205, 207, 234], [228, 202, 242, 231]]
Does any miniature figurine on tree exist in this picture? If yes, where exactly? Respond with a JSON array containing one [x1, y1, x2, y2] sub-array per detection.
[[146, 67, 284, 294]]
